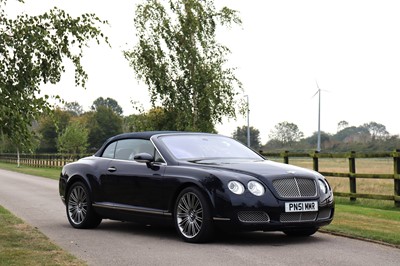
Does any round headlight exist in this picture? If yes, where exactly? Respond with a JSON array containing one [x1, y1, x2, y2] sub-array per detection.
[[318, 179, 328, 194], [228, 181, 245, 195], [247, 181, 265, 196]]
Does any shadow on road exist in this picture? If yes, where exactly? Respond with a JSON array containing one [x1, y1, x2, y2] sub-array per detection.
[[94, 220, 328, 246]]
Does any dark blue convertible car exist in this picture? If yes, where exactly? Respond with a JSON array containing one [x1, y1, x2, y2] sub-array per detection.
[[59, 131, 334, 243]]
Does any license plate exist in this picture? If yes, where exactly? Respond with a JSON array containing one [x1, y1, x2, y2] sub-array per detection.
[[285, 201, 318, 212]]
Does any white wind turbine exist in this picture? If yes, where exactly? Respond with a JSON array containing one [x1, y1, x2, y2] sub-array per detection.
[[312, 81, 326, 152]]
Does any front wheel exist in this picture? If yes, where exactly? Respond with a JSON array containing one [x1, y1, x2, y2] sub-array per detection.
[[174, 187, 214, 243], [66, 182, 102, 229], [283, 227, 318, 237]]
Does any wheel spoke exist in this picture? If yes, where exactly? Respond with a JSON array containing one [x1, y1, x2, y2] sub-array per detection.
[[68, 185, 88, 225], [176, 192, 204, 239]]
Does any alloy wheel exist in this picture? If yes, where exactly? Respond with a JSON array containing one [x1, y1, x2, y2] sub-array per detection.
[[176, 192, 203, 239]]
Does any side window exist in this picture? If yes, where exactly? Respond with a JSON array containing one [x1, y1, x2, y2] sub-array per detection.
[[114, 139, 156, 161], [102, 142, 117, 158]]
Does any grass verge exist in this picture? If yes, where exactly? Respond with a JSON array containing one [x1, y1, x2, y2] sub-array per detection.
[[0, 162, 60, 180], [0, 205, 86, 266], [323, 198, 400, 247]]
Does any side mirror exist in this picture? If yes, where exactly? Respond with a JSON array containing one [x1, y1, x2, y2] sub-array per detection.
[[134, 153, 154, 163]]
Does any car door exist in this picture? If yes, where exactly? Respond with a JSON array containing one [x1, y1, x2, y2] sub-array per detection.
[[100, 139, 167, 210]]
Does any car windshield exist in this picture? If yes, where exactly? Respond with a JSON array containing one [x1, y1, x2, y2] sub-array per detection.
[[159, 134, 263, 161]]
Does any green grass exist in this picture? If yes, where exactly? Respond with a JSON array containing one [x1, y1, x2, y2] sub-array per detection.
[[0, 162, 60, 180], [0, 205, 86, 266], [324, 200, 400, 246]]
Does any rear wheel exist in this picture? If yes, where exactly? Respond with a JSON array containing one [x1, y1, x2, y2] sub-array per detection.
[[174, 187, 214, 243], [283, 227, 318, 237], [66, 182, 102, 229]]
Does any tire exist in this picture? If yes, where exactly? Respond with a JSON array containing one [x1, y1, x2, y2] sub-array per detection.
[[174, 187, 214, 243], [283, 227, 318, 237], [66, 181, 102, 229]]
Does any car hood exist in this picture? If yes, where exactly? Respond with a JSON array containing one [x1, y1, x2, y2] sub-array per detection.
[[182, 159, 317, 180]]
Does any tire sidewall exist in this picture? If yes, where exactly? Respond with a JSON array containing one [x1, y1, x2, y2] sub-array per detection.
[[174, 186, 214, 243], [66, 181, 100, 229]]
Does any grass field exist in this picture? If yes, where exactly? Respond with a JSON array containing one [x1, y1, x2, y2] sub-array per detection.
[[0, 205, 85, 266]]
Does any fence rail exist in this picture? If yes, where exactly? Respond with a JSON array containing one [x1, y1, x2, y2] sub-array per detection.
[[260, 150, 400, 207], [1, 151, 400, 207], [0, 153, 91, 168]]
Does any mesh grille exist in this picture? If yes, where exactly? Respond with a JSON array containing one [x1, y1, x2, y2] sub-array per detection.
[[238, 211, 270, 223], [280, 212, 318, 223], [272, 178, 317, 198]]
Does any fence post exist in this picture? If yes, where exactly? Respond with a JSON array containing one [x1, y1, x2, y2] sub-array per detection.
[[393, 150, 400, 207], [283, 151, 289, 164], [313, 151, 319, 172], [348, 151, 356, 201]]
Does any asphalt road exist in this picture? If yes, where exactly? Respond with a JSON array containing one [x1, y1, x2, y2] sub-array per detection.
[[0, 168, 399, 266]]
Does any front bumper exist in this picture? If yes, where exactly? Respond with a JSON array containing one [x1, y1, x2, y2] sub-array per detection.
[[211, 191, 334, 231]]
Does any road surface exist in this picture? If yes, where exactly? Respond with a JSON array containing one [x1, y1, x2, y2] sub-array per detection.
[[0, 168, 399, 265]]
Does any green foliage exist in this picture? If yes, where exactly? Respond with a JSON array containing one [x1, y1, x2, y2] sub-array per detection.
[[264, 121, 400, 152], [232, 125, 261, 150], [268, 121, 304, 146], [57, 120, 89, 154], [91, 97, 123, 116], [86, 106, 123, 150], [0, 0, 108, 151], [124, 0, 243, 132], [37, 108, 71, 153], [124, 107, 174, 132], [63, 101, 84, 116]]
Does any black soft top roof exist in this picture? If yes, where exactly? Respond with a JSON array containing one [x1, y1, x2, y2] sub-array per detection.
[[93, 131, 181, 157]]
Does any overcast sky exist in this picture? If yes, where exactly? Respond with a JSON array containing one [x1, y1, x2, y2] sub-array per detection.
[[6, 0, 400, 143]]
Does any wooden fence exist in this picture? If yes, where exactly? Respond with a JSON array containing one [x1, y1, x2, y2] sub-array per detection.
[[260, 150, 400, 207], [1, 151, 399, 207], [0, 153, 91, 168]]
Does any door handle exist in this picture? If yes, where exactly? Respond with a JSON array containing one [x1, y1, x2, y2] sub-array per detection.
[[107, 167, 117, 172]]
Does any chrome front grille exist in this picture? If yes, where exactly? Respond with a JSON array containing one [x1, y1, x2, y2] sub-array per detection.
[[280, 212, 318, 223], [238, 211, 270, 223], [272, 178, 317, 198]]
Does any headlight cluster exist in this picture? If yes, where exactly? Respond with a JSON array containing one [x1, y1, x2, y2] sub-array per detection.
[[228, 181, 265, 196], [318, 179, 330, 194]]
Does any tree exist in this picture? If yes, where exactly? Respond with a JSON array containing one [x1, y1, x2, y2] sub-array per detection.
[[0, 0, 107, 151], [337, 120, 349, 132], [124, 107, 174, 132], [91, 97, 123, 116], [124, 0, 243, 132], [232, 126, 261, 150], [362, 121, 389, 140], [86, 106, 123, 150], [269, 122, 304, 145], [57, 120, 89, 154], [63, 101, 84, 116], [36, 108, 71, 153]]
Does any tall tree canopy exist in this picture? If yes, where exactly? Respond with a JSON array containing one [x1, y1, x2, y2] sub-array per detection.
[[91, 97, 123, 116], [269, 121, 304, 145], [232, 125, 261, 150], [125, 0, 243, 132], [0, 0, 107, 150]]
